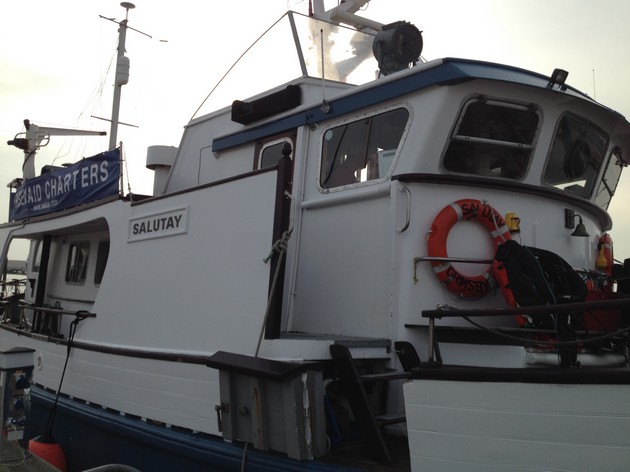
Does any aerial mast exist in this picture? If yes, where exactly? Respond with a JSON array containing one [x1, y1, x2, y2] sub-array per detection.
[[109, 2, 135, 150], [7, 2, 143, 180]]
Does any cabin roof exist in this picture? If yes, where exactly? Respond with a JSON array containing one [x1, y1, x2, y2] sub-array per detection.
[[212, 57, 627, 153]]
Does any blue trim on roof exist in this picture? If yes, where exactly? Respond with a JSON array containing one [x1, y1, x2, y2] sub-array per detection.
[[212, 57, 592, 152]]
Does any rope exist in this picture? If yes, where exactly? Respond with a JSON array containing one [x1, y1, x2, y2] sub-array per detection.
[[263, 230, 291, 264], [482, 198, 509, 243], [191, 15, 285, 121], [120, 143, 133, 200], [243, 229, 292, 472], [256, 230, 291, 356]]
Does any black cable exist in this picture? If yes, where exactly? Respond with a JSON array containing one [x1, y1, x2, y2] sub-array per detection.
[[43, 311, 89, 437]]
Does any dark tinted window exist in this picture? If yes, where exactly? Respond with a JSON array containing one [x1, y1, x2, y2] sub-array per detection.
[[65, 242, 89, 284], [443, 100, 539, 179], [320, 108, 409, 189], [543, 115, 607, 198], [594, 148, 624, 209], [94, 240, 110, 285]]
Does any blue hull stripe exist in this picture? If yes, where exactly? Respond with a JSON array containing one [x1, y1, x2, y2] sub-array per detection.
[[30, 386, 362, 472]]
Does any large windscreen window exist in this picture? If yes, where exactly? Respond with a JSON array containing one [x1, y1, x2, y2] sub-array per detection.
[[443, 99, 539, 179], [320, 108, 409, 189], [543, 115, 608, 197]]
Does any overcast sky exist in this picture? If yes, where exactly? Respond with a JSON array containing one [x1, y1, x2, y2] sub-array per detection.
[[2, 0, 630, 258]]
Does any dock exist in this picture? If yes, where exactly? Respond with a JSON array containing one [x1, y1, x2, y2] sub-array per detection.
[[0, 441, 60, 472]]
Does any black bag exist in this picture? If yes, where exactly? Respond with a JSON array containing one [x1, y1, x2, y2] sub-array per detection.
[[494, 240, 587, 328]]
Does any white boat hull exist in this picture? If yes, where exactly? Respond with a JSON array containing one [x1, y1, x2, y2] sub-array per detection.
[[404, 376, 630, 471]]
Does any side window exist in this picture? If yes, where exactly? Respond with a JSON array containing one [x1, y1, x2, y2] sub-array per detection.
[[320, 108, 409, 189], [65, 242, 89, 284], [30, 240, 42, 273], [94, 240, 110, 285], [543, 115, 607, 197], [443, 99, 539, 179], [594, 148, 624, 209], [4, 238, 28, 284], [257, 138, 293, 169]]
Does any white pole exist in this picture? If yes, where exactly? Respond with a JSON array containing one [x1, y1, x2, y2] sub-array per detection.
[[109, 3, 135, 150]]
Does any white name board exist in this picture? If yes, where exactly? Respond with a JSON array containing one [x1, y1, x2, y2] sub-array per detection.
[[128, 207, 188, 242]]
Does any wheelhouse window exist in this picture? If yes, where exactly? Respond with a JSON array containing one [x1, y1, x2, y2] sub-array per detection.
[[257, 138, 293, 169], [320, 108, 409, 189], [594, 147, 624, 209], [543, 115, 607, 197], [65, 242, 89, 284], [94, 240, 110, 285], [443, 99, 539, 179]]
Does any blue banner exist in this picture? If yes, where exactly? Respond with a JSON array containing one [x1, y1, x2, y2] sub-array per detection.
[[9, 149, 120, 221]]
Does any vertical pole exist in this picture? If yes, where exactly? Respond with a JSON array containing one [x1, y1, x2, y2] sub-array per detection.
[[264, 143, 294, 340], [109, 17, 128, 150], [428, 317, 435, 362], [33, 235, 52, 333], [22, 122, 40, 180]]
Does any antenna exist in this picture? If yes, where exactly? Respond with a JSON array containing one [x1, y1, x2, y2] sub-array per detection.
[[121, 2, 135, 19], [592, 68, 597, 100], [99, 2, 153, 150]]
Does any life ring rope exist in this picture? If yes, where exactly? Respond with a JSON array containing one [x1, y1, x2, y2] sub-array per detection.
[[427, 199, 511, 299]]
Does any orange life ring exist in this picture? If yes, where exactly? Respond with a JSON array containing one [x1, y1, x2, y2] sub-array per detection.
[[427, 199, 511, 299]]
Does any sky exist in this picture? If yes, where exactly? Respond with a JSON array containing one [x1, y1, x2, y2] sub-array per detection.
[[1, 0, 630, 258]]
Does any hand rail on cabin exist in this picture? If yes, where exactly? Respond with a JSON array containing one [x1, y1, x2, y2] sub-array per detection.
[[413, 256, 493, 283]]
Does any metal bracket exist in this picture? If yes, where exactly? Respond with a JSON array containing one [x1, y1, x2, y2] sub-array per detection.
[[214, 402, 230, 432]]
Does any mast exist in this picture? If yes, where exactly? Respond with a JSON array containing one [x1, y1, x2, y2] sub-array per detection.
[[109, 2, 135, 150]]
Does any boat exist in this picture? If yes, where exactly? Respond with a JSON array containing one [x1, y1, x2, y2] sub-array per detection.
[[2, 1, 630, 470]]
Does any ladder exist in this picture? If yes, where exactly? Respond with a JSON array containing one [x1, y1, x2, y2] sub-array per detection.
[[329, 342, 418, 463]]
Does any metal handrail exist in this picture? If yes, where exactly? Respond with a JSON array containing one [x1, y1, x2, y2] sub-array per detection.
[[0, 300, 96, 318], [420, 297, 630, 363], [17, 301, 96, 318], [422, 297, 630, 319], [413, 255, 493, 282]]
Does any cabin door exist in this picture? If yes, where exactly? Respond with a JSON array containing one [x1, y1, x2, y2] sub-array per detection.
[[289, 189, 394, 338], [286, 108, 411, 339]]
